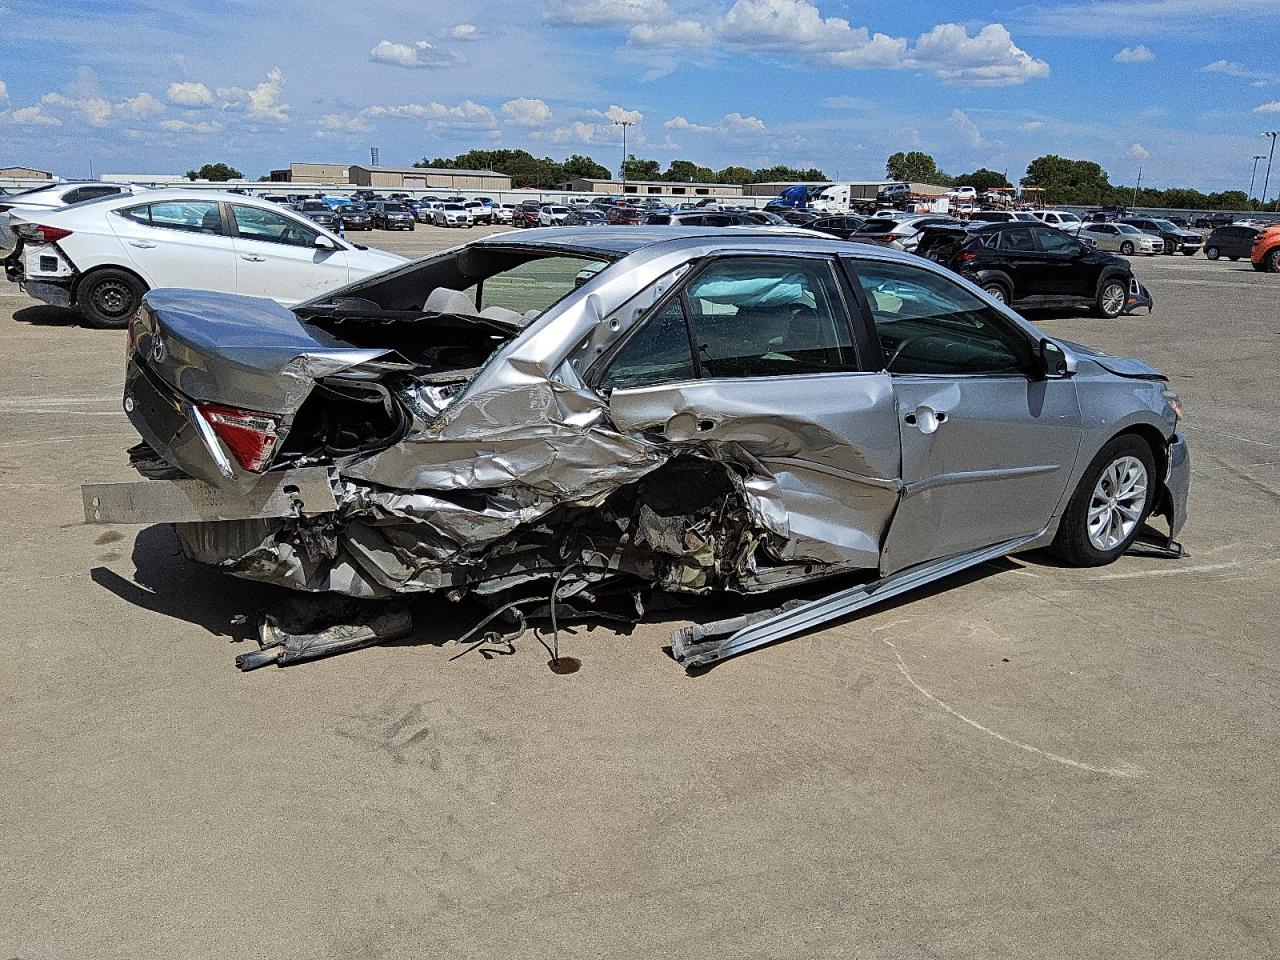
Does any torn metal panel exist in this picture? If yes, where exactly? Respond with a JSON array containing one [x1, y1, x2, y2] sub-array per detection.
[[83, 467, 335, 525], [672, 532, 1043, 669]]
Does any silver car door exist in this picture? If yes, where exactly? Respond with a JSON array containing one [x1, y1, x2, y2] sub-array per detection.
[[602, 255, 901, 573], [844, 257, 1082, 574]]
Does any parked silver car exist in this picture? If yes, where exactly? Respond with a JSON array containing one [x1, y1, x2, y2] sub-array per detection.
[[85, 228, 1189, 669], [1080, 222, 1163, 256]]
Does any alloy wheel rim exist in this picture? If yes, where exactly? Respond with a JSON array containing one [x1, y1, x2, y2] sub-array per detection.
[[1102, 283, 1125, 314], [1087, 455, 1148, 551], [985, 286, 1005, 302]]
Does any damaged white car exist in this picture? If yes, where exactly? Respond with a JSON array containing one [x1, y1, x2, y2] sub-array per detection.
[[84, 227, 1190, 670]]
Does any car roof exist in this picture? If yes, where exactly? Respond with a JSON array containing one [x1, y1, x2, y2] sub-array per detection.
[[469, 225, 895, 259]]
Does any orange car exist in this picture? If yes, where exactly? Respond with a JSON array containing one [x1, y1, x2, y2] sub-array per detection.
[[1253, 224, 1280, 272]]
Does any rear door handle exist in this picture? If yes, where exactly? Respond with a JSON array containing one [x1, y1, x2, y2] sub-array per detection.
[[128, 240, 157, 249], [240, 255, 266, 262]]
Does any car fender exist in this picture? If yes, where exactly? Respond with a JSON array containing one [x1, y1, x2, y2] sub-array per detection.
[[972, 268, 1014, 299], [1095, 263, 1131, 293]]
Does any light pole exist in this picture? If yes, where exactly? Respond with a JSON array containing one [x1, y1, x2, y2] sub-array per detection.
[[1132, 165, 1142, 209], [1261, 132, 1278, 210], [1248, 154, 1266, 202], [614, 119, 634, 188]]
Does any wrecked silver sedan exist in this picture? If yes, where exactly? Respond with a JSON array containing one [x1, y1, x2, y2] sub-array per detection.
[[84, 227, 1190, 669]]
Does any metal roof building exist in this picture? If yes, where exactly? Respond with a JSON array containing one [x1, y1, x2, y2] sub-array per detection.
[[558, 177, 743, 198], [347, 165, 512, 190]]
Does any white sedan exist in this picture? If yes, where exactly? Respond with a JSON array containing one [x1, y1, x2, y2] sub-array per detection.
[[1, 189, 405, 328], [432, 203, 473, 228], [0, 181, 145, 252], [538, 204, 571, 226]]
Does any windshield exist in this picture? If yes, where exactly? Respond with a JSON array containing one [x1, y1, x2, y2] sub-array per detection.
[[1059, 213, 1081, 223], [1152, 220, 1179, 231], [1115, 224, 1143, 234], [384, 203, 407, 212], [300, 201, 328, 211]]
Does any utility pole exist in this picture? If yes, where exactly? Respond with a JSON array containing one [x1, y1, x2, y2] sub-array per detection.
[[1248, 154, 1266, 202], [1132, 165, 1142, 209], [1261, 132, 1278, 210], [614, 119, 634, 188]]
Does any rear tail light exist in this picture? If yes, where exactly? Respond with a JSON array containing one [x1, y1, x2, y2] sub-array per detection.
[[195, 402, 280, 472], [15, 223, 73, 243], [960, 250, 979, 263]]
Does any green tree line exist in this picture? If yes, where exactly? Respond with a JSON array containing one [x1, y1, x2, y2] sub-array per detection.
[[419, 149, 827, 188], [886, 150, 1260, 211]]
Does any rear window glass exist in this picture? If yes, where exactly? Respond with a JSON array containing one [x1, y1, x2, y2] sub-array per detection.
[[120, 200, 224, 235]]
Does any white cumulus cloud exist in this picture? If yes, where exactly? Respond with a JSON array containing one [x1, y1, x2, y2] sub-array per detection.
[[545, 0, 670, 26], [0, 80, 8, 102], [1254, 101, 1280, 113], [501, 97, 552, 126], [605, 104, 643, 124], [117, 92, 164, 118], [365, 100, 496, 130], [159, 118, 221, 134], [450, 23, 478, 40], [1114, 45, 1155, 63], [1128, 143, 1150, 161], [8, 104, 60, 126], [167, 81, 213, 108], [217, 68, 288, 122], [369, 39, 459, 69], [949, 108, 983, 148], [908, 23, 1049, 86]]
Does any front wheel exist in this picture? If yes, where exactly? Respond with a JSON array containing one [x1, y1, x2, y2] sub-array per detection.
[[1205, 246, 1220, 260], [1095, 277, 1127, 319], [1050, 435, 1155, 566], [1120, 241, 1135, 255], [79, 268, 147, 330], [1266, 248, 1280, 273]]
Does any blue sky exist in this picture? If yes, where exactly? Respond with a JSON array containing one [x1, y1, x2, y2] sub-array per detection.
[[1, 0, 1278, 190]]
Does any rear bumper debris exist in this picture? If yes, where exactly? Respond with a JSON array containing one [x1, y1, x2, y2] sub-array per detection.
[[81, 467, 336, 525]]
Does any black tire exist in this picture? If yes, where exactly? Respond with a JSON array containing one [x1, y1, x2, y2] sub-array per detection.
[[1095, 276, 1128, 318], [1050, 434, 1156, 567], [1182, 249, 1196, 256], [1205, 246, 1220, 260], [1229, 256, 1240, 261], [409, 225, 415, 231], [1267, 248, 1280, 273], [981, 280, 1010, 304], [1120, 241, 1135, 255], [78, 268, 146, 330]]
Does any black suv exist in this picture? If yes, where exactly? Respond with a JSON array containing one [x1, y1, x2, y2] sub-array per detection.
[[947, 222, 1152, 318], [1203, 224, 1260, 261], [1118, 217, 1201, 255], [370, 201, 415, 231]]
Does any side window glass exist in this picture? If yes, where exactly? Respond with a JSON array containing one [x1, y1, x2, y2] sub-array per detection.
[[138, 200, 224, 235], [997, 228, 1036, 252], [232, 204, 317, 247], [1036, 228, 1080, 254], [600, 300, 696, 390], [852, 260, 1030, 376], [684, 257, 858, 378]]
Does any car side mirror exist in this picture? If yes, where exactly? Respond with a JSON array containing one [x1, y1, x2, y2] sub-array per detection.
[[1038, 338, 1073, 379], [314, 235, 337, 250]]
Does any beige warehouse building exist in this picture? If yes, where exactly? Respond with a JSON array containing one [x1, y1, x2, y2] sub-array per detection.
[[347, 165, 512, 191], [0, 166, 54, 180]]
